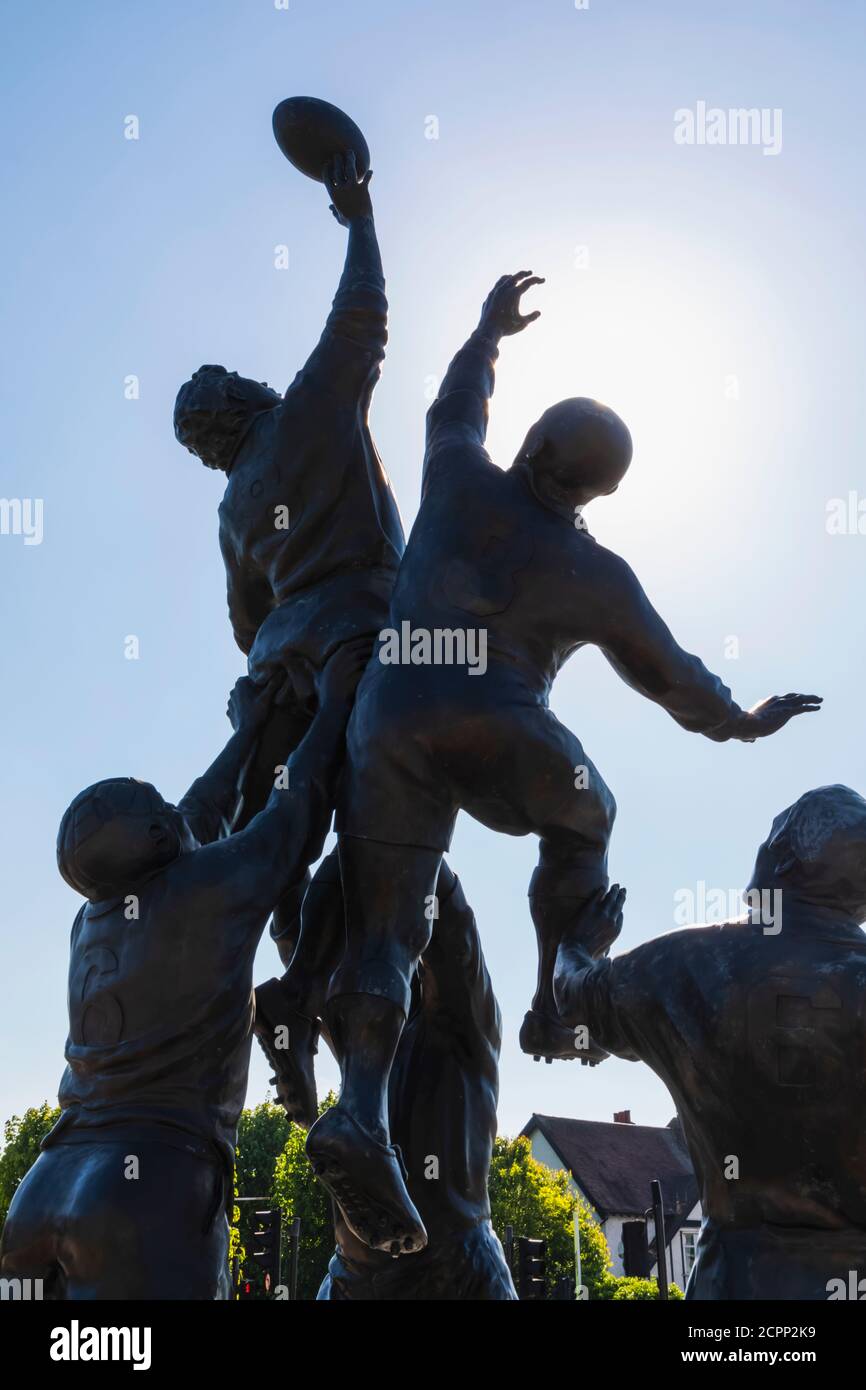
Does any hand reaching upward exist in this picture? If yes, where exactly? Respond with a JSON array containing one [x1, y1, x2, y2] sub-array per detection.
[[478, 270, 545, 339]]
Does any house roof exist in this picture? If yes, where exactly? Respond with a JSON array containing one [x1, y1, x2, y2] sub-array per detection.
[[523, 1113, 699, 1224]]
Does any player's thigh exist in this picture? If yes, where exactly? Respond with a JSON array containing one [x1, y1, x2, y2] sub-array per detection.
[[338, 836, 442, 958], [0, 1150, 67, 1291], [58, 1143, 226, 1299], [460, 702, 615, 846], [339, 672, 457, 851]]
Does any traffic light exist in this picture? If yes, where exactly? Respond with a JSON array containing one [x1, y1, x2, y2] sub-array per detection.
[[248, 1206, 281, 1293], [517, 1236, 547, 1300]]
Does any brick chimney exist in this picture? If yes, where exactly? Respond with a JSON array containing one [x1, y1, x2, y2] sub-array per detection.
[[613, 1109, 633, 1124]]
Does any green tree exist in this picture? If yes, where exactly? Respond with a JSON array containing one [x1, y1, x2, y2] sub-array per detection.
[[231, 1100, 292, 1297], [270, 1092, 337, 1300], [235, 1100, 290, 1199], [0, 1102, 60, 1228], [228, 1168, 244, 1289], [600, 1275, 684, 1300], [488, 1134, 612, 1298]]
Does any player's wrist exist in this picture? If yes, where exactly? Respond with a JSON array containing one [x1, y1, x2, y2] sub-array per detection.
[[473, 320, 502, 350], [475, 313, 500, 335], [345, 205, 374, 227], [727, 709, 757, 742]]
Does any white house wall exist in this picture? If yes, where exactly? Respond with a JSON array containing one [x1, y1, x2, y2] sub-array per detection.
[[527, 1126, 702, 1291]]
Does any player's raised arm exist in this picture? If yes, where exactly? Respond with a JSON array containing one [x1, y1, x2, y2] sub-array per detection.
[[425, 271, 544, 472], [552, 886, 643, 1061], [592, 549, 822, 742], [294, 153, 387, 409], [169, 638, 371, 920], [175, 676, 278, 844]]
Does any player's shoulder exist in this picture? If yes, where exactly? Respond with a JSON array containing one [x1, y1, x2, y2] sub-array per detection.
[[581, 537, 635, 583], [422, 436, 498, 502], [69, 901, 88, 944], [616, 921, 746, 969]]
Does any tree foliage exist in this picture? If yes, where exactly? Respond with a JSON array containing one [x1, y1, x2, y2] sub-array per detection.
[[488, 1134, 612, 1297], [601, 1274, 685, 1300], [270, 1092, 337, 1300], [235, 1100, 291, 1199]]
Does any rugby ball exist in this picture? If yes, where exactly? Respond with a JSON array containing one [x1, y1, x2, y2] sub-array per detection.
[[272, 97, 370, 183]]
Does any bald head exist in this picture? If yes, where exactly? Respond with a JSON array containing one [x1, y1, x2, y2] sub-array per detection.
[[57, 777, 183, 901], [747, 785, 866, 923], [515, 398, 633, 510]]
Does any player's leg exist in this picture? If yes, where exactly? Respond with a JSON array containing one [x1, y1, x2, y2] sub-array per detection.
[[233, 698, 313, 831], [255, 851, 344, 1127], [276, 850, 343, 1025], [522, 742, 615, 1060], [61, 1142, 228, 1299], [330, 836, 441, 1141], [454, 1223, 518, 1301], [1, 1142, 228, 1299], [310, 665, 459, 1254], [305, 834, 441, 1257], [0, 1150, 67, 1298], [453, 694, 615, 1062]]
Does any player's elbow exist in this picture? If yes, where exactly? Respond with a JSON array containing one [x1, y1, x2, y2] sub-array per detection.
[[232, 624, 256, 657]]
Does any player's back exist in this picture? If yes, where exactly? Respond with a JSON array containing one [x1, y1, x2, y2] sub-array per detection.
[[630, 918, 866, 1232], [391, 450, 602, 696], [51, 872, 259, 1162]]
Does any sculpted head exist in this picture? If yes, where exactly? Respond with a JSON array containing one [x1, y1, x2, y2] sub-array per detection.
[[746, 785, 866, 923], [57, 778, 196, 902], [174, 365, 281, 473], [514, 398, 633, 511]]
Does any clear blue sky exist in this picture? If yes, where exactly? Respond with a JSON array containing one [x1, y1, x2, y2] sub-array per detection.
[[2, 0, 864, 1138]]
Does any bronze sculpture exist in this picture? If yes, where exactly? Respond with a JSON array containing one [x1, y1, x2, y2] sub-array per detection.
[[266, 862, 515, 1298], [306, 270, 821, 1254], [0, 648, 368, 1297], [554, 785, 866, 1300], [174, 140, 404, 1122], [4, 90, 851, 1306]]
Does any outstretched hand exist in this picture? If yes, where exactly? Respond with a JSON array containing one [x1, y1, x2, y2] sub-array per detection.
[[478, 270, 544, 339], [324, 151, 373, 226], [738, 692, 823, 742]]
